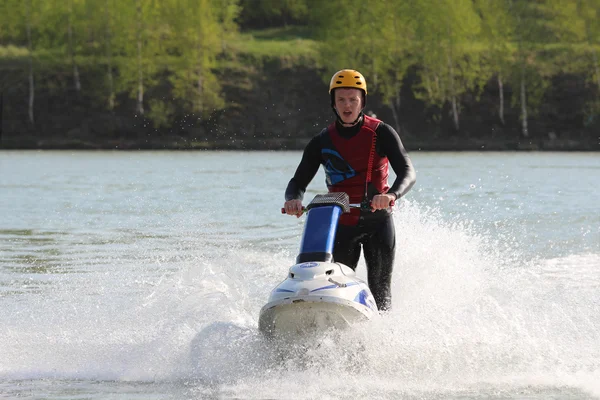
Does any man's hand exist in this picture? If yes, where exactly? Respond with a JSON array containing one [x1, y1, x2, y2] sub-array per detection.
[[371, 193, 396, 211], [283, 199, 304, 218]]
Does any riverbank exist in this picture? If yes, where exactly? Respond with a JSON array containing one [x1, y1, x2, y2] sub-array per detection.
[[1, 135, 597, 151], [1, 31, 599, 151]]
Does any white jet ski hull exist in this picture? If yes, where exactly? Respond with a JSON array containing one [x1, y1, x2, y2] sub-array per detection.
[[258, 261, 377, 338]]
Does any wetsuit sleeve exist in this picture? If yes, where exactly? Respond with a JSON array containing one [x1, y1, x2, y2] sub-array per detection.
[[377, 123, 416, 199], [284, 135, 322, 201]]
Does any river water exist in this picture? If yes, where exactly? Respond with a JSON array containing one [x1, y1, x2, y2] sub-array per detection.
[[0, 150, 599, 399]]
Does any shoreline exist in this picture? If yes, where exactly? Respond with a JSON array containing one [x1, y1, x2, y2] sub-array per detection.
[[1, 137, 598, 151]]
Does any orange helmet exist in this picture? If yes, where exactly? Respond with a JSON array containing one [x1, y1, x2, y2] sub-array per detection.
[[329, 69, 367, 110], [329, 69, 368, 95]]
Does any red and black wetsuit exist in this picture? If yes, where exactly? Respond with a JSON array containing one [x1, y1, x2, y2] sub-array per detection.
[[285, 115, 416, 311]]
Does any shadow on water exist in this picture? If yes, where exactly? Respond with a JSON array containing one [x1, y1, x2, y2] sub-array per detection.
[[1, 229, 67, 268], [0, 228, 71, 237]]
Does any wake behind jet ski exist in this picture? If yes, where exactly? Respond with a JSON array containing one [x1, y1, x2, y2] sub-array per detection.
[[258, 193, 378, 338]]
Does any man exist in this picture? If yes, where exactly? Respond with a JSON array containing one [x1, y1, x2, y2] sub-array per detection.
[[283, 69, 416, 312]]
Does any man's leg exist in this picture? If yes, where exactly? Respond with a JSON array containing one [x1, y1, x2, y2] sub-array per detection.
[[363, 215, 396, 311], [332, 223, 362, 270]]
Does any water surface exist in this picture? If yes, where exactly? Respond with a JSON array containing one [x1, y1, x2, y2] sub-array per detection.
[[1, 151, 599, 399]]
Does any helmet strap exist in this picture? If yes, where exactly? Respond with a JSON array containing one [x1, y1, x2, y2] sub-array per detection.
[[332, 106, 364, 127]]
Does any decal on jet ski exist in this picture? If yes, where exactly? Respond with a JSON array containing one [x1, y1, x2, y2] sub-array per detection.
[[298, 262, 319, 268], [311, 281, 359, 292], [275, 288, 294, 293], [310, 284, 338, 292], [354, 289, 375, 309]]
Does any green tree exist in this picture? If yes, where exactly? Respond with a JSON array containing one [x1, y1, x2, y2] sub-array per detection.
[[113, 0, 163, 116], [475, 0, 513, 125], [26, 0, 35, 125], [1, 0, 26, 126], [411, 0, 483, 132], [40, 0, 86, 93], [542, 0, 600, 125], [215, 0, 241, 51], [159, 0, 225, 120], [0, 0, 45, 125], [311, 0, 415, 132], [372, 0, 416, 132], [579, 0, 600, 125], [0, 0, 36, 124], [507, 0, 552, 138], [103, 0, 117, 111], [0, 0, 10, 42], [66, 0, 84, 93], [577, 0, 600, 88]]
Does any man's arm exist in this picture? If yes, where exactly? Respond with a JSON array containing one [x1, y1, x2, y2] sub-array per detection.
[[377, 123, 416, 199], [284, 134, 322, 201]]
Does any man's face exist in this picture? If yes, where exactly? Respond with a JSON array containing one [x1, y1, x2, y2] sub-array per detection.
[[334, 88, 363, 125]]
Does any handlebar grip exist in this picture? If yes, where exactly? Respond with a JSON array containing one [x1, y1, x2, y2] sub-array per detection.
[[282, 198, 393, 214], [281, 207, 306, 214]]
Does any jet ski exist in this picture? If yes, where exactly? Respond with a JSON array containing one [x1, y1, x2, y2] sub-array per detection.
[[259, 193, 378, 338]]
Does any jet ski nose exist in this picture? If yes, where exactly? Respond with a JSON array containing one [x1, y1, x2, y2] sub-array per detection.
[[259, 193, 377, 338]]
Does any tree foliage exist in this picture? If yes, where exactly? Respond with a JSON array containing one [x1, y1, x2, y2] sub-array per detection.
[[310, 0, 416, 131], [0, 0, 598, 135], [409, 0, 485, 131]]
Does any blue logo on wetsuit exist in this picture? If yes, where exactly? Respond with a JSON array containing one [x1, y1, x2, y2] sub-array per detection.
[[322, 149, 357, 185]]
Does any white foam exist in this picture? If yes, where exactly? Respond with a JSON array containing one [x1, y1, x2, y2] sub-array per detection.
[[1, 201, 599, 398]]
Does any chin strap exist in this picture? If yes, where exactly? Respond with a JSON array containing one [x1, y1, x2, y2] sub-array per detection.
[[332, 107, 364, 126]]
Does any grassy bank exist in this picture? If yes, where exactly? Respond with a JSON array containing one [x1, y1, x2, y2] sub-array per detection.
[[1, 26, 599, 151]]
